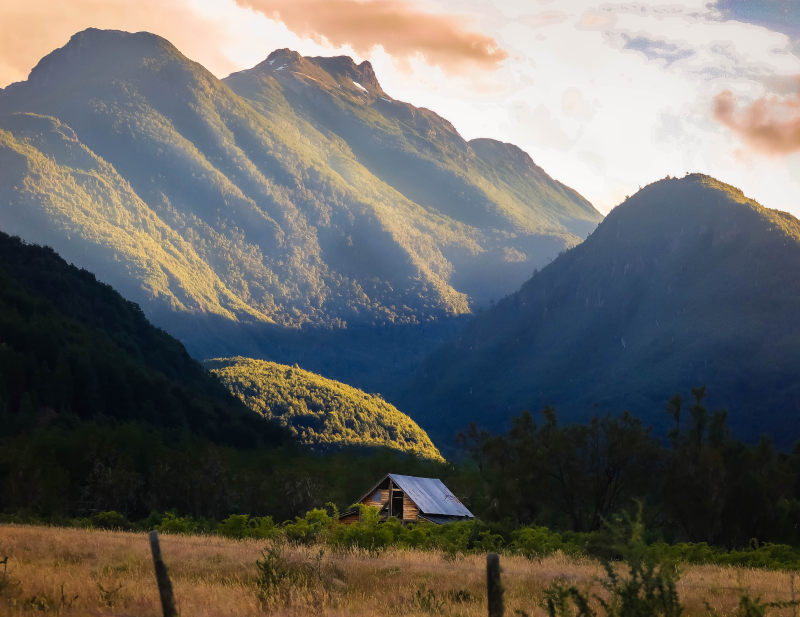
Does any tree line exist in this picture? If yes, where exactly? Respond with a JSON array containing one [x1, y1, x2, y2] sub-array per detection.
[[459, 387, 800, 548]]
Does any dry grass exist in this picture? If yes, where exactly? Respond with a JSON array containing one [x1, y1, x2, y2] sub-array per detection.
[[0, 524, 797, 616]]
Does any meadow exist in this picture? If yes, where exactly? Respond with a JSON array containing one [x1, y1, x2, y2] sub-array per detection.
[[0, 524, 798, 617]]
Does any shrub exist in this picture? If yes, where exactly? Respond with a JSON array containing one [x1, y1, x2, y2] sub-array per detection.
[[540, 513, 682, 617], [283, 508, 335, 545], [511, 526, 566, 558], [91, 510, 131, 530], [158, 511, 198, 535], [327, 505, 396, 553], [218, 514, 278, 539]]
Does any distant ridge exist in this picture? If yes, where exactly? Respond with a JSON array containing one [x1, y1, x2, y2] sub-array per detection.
[[0, 28, 600, 355], [404, 174, 800, 446]]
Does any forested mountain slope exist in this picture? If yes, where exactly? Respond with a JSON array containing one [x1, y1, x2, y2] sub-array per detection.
[[405, 175, 800, 445], [207, 357, 443, 461], [0, 230, 285, 447], [0, 29, 600, 365], [225, 49, 600, 305]]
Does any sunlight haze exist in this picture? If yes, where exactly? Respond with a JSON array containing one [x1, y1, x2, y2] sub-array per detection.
[[1, 0, 797, 215]]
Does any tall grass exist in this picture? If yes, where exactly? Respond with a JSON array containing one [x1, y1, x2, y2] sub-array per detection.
[[0, 524, 797, 616]]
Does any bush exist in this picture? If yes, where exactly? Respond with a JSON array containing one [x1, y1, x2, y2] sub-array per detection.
[[327, 505, 397, 553], [511, 526, 566, 558], [91, 510, 131, 530], [218, 514, 278, 539], [158, 511, 198, 534], [540, 514, 682, 617], [283, 508, 335, 545]]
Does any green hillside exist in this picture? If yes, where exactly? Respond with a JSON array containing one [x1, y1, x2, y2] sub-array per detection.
[[0, 229, 285, 447], [207, 357, 443, 461], [226, 50, 601, 306], [404, 175, 800, 445], [0, 29, 599, 366]]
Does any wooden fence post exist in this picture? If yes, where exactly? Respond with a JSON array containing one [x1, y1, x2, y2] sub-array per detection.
[[487, 552, 504, 617], [149, 530, 178, 617]]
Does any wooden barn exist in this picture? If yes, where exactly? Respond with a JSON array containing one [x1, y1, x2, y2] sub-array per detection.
[[339, 473, 474, 525]]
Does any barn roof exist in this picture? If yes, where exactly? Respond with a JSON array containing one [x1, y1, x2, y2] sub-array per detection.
[[387, 473, 473, 518]]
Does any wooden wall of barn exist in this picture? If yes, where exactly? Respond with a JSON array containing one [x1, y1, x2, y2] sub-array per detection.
[[403, 495, 419, 521]]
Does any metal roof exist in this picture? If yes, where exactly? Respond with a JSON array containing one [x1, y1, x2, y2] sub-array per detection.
[[388, 473, 474, 518]]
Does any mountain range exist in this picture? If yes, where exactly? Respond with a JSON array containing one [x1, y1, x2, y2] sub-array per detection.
[[404, 174, 800, 446], [2, 28, 799, 453], [0, 28, 600, 376]]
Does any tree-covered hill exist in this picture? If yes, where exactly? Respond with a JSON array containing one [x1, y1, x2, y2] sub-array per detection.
[[0, 29, 600, 368], [0, 229, 285, 447], [404, 175, 800, 446], [206, 357, 443, 461], [225, 49, 600, 306]]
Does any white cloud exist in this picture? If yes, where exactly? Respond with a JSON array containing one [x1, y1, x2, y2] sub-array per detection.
[[1, 0, 798, 217]]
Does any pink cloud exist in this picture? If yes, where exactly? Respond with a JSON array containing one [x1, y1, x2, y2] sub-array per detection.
[[713, 79, 800, 156], [234, 0, 508, 73]]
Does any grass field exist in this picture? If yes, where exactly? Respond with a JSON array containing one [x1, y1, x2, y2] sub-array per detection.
[[0, 524, 798, 616]]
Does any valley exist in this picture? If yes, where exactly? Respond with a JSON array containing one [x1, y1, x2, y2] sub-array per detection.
[[0, 24, 799, 578]]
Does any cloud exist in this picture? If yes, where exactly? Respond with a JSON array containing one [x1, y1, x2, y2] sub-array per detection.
[[622, 35, 694, 65], [577, 11, 616, 31], [713, 79, 800, 155], [712, 0, 800, 39], [520, 11, 567, 29], [232, 0, 508, 73]]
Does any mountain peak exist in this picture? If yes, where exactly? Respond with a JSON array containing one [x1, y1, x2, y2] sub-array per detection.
[[10, 28, 188, 95], [264, 48, 304, 69], [310, 55, 383, 94], [244, 48, 386, 97]]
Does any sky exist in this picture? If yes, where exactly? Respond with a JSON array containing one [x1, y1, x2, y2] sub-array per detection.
[[1, 0, 798, 217]]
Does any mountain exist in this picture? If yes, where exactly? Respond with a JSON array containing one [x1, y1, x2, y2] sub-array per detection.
[[404, 175, 800, 445], [0, 230, 285, 447], [224, 49, 600, 306], [206, 357, 443, 461], [0, 29, 600, 374]]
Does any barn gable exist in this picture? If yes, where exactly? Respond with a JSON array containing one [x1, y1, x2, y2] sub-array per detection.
[[340, 473, 474, 524]]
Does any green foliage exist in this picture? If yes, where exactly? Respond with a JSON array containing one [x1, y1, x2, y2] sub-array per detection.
[[283, 508, 336, 545], [256, 544, 291, 591], [255, 543, 336, 609], [90, 511, 131, 530], [542, 514, 683, 617], [0, 229, 286, 450], [207, 357, 443, 460], [461, 397, 800, 552], [218, 514, 278, 540], [458, 409, 660, 531], [510, 526, 577, 559], [255, 543, 311, 606], [327, 504, 397, 553], [158, 511, 199, 535]]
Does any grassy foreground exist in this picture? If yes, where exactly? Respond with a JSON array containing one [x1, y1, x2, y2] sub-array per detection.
[[0, 524, 798, 616]]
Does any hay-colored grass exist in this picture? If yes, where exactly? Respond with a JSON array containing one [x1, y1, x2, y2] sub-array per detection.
[[0, 524, 797, 616]]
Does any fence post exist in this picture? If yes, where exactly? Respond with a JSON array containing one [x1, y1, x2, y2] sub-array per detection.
[[149, 530, 178, 617], [487, 552, 504, 617]]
